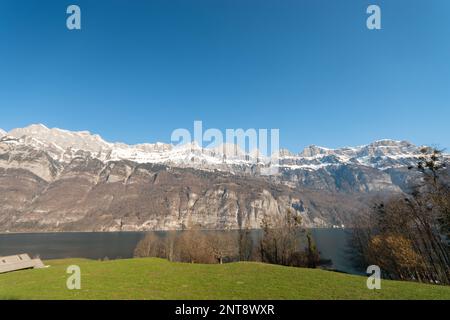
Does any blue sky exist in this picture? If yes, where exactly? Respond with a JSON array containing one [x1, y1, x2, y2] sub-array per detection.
[[0, 0, 449, 151]]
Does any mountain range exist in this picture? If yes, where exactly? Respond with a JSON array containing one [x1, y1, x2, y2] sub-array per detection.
[[0, 124, 446, 232]]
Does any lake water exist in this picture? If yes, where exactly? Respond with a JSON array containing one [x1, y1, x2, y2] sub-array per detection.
[[0, 229, 362, 275]]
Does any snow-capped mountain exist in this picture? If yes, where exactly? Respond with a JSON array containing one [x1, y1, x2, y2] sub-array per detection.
[[283, 140, 425, 171], [0, 124, 446, 232], [5, 124, 246, 168], [2, 124, 433, 173]]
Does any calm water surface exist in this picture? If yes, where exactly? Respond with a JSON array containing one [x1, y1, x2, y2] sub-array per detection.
[[0, 229, 361, 275]]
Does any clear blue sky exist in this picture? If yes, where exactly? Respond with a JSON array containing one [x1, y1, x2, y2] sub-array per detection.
[[0, 0, 449, 151]]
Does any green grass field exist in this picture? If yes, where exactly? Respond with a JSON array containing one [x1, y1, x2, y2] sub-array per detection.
[[0, 258, 449, 300]]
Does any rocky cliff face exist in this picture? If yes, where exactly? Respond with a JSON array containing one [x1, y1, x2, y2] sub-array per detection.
[[0, 124, 444, 232], [0, 147, 342, 232]]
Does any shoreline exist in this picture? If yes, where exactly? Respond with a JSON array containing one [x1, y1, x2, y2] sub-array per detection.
[[0, 227, 346, 236]]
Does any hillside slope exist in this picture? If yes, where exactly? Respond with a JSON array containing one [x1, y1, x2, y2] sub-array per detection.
[[0, 258, 449, 300]]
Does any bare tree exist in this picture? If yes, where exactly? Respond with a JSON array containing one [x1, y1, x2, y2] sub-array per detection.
[[352, 148, 450, 284], [174, 229, 216, 264], [259, 208, 312, 267], [134, 233, 166, 258], [206, 232, 238, 264]]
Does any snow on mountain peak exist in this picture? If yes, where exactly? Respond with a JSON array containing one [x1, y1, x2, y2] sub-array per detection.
[[2, 124, 441, 173], [9, 124, 111, 151], [299, 139, 417, 158], [299, 145, 333, 158]]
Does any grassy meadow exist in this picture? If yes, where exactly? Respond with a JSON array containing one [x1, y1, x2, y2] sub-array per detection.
[[0, 258, 449, 300]]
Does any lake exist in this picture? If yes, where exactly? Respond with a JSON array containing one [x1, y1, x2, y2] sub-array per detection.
[[0, 229, 362, 275]]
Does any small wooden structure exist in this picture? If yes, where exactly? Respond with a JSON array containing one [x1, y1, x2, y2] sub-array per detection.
[[0, 254, 45, 274]]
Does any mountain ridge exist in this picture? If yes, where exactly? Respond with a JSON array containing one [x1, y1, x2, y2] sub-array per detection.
[[3, 123, 424, 155], [3, 123, 440, 172], [0, 124, 446, 232]]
